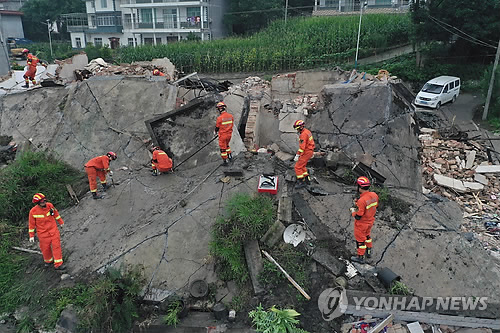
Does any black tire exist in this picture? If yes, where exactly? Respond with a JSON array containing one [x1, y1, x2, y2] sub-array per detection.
[[436, 102, 441, 109], [452, 95, 457, 103]]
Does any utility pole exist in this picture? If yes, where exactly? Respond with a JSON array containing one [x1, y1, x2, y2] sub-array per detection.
[[285, 0, 289, 24], [355, 2, 367, 69], [482, 38, 500, 120]]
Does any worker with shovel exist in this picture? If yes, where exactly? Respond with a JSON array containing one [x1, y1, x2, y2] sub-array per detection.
[[293, 120, 315, 189], [21, 48, 46, 88], [150, 146, 173, 176], [29, 193, 65, 270], [84, 152, 117, 199], [350, 176, 378, 263], [215, 101, 233, 166]]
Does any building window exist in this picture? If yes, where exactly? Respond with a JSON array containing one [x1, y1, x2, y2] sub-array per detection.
[[90, 15, 96, 27], [186, 7, 201, 18], [128, 38, 134, 46], [94, 37, 103, 46], [163, 9, 177, 28], [156, 37, 162, 45], [144, 37, 154, 45], [75, 37, 82, 48], [101, 0, 107, 8], [91, 1, 95, 8], [97, 16, 115, 26], [141, 9, 153, 23]]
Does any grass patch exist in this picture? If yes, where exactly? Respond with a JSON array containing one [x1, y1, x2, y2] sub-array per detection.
[[210, 193, 275, 284], [389, 281, 413, 296], [0, 151, 83, 225], [258, 244, 311, 302]]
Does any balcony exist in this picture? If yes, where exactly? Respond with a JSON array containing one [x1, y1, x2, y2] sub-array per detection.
[[314, 0, 409, 13], [61, 13, 89, 32], [121, 0, 207, 4], [123, 16, 208, 31]]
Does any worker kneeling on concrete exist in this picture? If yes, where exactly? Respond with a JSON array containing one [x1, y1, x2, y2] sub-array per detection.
[[151, 146, 173, 176], [29, 193, 65, 270], [350, 177, 378, 263], [84, 151, 117, 199], [293, 120, 315, 189], [152, 68, 165, 77], [214, 101, 234, 166]]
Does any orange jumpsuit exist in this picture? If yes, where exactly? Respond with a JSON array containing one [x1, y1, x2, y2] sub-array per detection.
[[29, 202, 64, 267], [294, 128, 315, 179], [24, 53, 40, 84], [352, 191, 379, 256], [84, 155, 110, 193], [215, 111, 234, 160], [152, 149, 173, 172]]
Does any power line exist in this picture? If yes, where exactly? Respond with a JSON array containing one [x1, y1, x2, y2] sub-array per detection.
[[428, 15, 497, 49], [428, 15, 498, 49]]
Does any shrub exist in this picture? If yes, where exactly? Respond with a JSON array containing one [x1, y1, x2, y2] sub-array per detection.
[[210, 193, 275, 283], [249, 304, 309, 333]]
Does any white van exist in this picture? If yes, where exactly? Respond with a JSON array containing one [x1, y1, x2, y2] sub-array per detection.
[[414, 76, 461, 109]]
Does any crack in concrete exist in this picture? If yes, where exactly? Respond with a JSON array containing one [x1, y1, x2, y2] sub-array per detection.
[[146, 232, 169, 293], [375, 200, 431, 265]]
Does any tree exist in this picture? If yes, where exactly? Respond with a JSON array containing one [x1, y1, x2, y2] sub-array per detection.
[[411, 0, 500, 59], [224, 0, 314, 35], [21, 0, 85, 41]]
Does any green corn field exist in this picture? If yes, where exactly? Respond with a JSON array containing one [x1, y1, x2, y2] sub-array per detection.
[[118, 13, 411, 73]]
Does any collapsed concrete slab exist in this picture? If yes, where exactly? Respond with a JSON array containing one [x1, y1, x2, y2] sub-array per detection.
[[0, 77, 177, 171], [145, 95, 245, 170]]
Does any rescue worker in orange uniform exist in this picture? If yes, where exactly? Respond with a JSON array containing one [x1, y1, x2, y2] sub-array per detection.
[[29, 193, 65, 270], [293, 120, 315, 189], [215, 101, 234, 166], [152, 68, 166, 77], [151, 146, 173, 176], [350, 176, 379, 263], [21, 49, 46, 88], [84, 152, 117, 199]]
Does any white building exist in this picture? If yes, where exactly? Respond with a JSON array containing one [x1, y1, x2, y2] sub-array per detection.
[[64, 0, 228, 49]]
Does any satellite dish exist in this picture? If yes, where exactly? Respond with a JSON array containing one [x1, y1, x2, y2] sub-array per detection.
[[283, 224, 306, 247]]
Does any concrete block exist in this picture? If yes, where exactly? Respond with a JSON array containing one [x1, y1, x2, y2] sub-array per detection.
[[463, 181, 484, 191], [278, 196, 292, 224], [311, 248, 345, 275], [433, 174, 467, 193], [279, 112, 303, 133], [260, 220, 286, 248], [223, 168, 244, 177], [475, 165, 500, 173], [58, 54, 89, 82], [243, 240, 265, 295], [278, 133, 299, 154], [276, 151, 294, 162], [56, 305, 79, 333], [465, 150, 476, 169]]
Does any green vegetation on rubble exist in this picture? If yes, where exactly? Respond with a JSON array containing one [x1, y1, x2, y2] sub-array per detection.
[[210, 193, 275, 284], [249, 304, 309, 333], [0, 152, 143, 332]]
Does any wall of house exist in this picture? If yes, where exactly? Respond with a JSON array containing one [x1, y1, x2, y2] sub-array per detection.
[[71, 32, 86, 48], [1, 15, 24, 38], [209, 0, 227, 39]]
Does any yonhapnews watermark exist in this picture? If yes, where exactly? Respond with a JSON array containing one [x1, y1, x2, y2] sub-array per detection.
[[318, 286, 489, 321]]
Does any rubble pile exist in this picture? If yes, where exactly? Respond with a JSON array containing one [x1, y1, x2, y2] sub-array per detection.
[[419, 128, 500, 253], [82, 58, 170, 78]]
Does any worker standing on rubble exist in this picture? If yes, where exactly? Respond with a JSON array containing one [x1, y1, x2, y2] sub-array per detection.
[[350, 176, 378, 263], [150, 146, 173, 176], [29, 193, 65, 270], [215, 101, 234, 166], [293, 120, 315, 189], [21, 49, 47, 88], [84, 152, 117, 199]]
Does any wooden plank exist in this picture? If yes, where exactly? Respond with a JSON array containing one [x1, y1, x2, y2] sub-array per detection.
[[368, 314, 394, 333], [66, 184, 79, 204], [262, 250, 311, 300]]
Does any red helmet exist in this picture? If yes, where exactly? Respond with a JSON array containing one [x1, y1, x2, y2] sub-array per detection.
[[216, 102, 226, 111], [107, 151, 117, 160], [293, 119, 305, 130], [32, 192, 46, 203], [22, 48, 29, 54], [356, 176, 371, 187], [152, 146, 160, 151], [153, 69, 160, 75]]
